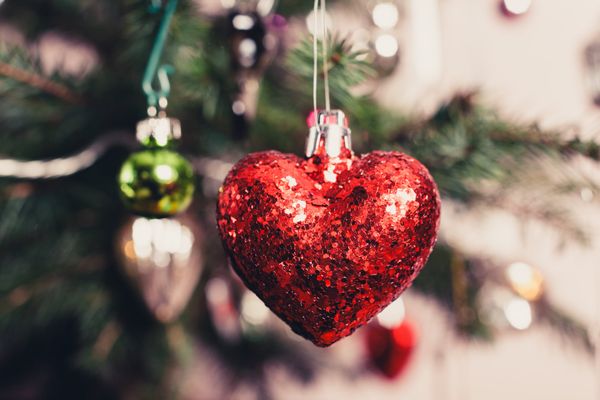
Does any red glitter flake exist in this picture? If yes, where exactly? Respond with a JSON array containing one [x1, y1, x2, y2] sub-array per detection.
[[217, 137, 440, 347]]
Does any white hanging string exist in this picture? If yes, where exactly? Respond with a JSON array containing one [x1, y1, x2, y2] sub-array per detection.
[[321, 0, 331, 111], [312, 0, 320, 116], [312, 0, 332, 115]]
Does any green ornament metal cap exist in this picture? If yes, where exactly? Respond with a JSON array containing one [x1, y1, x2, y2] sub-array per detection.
[[118, 148, 195, 217], [136, 117, 182, 148]]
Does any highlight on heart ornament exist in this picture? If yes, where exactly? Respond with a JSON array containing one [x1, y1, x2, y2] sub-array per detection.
[[216, 110, 441, 346]]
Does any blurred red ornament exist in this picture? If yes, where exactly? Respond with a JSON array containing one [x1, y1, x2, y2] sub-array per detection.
[[366, 319, 417, 379], [216, 110, 440, 346]]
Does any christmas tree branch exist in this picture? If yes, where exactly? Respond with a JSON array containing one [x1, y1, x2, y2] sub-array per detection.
[[287, 36, 374, 105], [485, 129, 600, 162], [537, 300, 594, 354], [477, 196, 589, 244], [0, 60, 83, 104]]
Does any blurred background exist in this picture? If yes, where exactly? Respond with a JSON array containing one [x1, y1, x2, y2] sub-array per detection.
[[0, 0, 599, 399]]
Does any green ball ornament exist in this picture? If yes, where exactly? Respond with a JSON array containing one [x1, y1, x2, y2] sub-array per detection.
[[118, 117, 195, 217], [119, 149, 195, 217]]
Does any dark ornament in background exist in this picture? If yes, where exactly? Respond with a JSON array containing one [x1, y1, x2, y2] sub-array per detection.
[[225, 0, 281, 140]]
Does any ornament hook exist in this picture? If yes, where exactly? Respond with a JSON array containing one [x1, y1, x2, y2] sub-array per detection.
[[142, 0, 178, 113]]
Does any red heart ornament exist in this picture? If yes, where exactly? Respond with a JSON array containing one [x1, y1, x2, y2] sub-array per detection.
[[217, 113, 440, 346]]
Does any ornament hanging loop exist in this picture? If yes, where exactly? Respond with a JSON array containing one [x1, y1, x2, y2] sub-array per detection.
[[148, 0, 166, 12], [142, 0, 178, 115], [138, 0, 182, 147]]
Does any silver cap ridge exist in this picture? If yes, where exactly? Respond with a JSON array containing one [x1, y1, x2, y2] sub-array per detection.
[[136, 117, 182, 147], [305, 110, 353, 158]]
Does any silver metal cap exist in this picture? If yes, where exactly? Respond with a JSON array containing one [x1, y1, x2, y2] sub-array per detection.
[[305, 109, 352, 158], [136, 117, 182, 147]]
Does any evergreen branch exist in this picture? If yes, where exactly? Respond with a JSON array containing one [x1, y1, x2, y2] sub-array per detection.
[[413, 245, 493, 340], [477, 196, 589, 244], [0, 60, 83, 104], [565, 138, 600, 161], [537, 300, 594, 354], [487, 130, 600, 162], [92, 320, 122, 360], [396, 94, 598, 245], [414, 245, 592, 352], [287, 36, 374, 105]]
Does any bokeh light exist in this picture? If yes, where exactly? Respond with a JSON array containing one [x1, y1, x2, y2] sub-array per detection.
[[372, 2, 399, 29], [506, 262, 544, 301], [503, 298, 533, 330], [376, 297, 405, 329], [241, 291, 271, 326], [306, 10, 332, 38], [502, 0, 532, 15], [375, 33, 399, 58]]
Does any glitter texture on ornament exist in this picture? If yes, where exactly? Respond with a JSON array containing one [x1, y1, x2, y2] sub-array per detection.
[[217, 110, 440, 346]]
